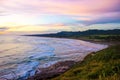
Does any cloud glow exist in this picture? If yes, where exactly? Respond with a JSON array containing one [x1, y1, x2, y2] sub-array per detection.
[[0, 0, 120, 34]]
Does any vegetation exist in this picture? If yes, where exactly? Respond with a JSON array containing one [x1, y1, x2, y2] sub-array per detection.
[[52, 44, 120, 80], [74, 35, 120, 42], [26, 29, 120, 42]]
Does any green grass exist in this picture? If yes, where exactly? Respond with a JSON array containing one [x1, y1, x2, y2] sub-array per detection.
[[67, 35, 120, 42], [52, 44, 120, 80]]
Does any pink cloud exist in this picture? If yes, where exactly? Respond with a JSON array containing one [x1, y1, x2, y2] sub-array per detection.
[[0, 0, 119, 15], [0, 0, 120, 26]]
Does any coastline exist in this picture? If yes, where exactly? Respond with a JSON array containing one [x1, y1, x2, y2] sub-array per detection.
[[0, 36, 107, 80], [27, 60, 76, 80], [52, 44, 120, 80], [25, 35, 112, 45], [26, 37, 108, 80]]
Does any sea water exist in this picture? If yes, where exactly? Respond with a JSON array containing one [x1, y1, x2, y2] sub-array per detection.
[[0, 35, 107, 80]]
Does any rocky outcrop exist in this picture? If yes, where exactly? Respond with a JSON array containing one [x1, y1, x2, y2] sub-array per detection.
[[27, 61, 76, 80]]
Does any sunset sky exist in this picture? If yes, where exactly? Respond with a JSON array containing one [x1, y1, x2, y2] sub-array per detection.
[[0, 0, 120, 34]]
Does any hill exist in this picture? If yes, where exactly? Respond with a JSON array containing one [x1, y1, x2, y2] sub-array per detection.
[[26, 29, 120, 42]]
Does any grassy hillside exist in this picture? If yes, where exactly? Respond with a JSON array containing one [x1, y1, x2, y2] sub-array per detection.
[[29, 29, 120, 38], [52, 44, 120, 80], [26, 29, 120, 42]]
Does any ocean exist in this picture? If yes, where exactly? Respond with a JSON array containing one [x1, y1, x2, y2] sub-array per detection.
[[0, 35, 107, 80]]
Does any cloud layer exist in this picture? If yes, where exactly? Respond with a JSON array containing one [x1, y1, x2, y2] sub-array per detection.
[[0, 0, 120, 33]]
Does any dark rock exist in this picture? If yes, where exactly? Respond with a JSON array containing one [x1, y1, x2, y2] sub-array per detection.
[[27, 61, 76, 80]]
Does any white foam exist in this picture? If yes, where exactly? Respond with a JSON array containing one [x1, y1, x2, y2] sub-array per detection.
[[0, 36, 107, 79]]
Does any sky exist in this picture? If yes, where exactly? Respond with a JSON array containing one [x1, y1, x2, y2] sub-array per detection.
[[0, 0, 120, 34]]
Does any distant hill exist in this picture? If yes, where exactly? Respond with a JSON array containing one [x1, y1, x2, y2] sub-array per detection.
[[25, 29, 120, 42], [26, 29, 120, 37]]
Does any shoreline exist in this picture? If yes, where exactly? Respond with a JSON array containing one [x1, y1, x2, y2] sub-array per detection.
[[0, 36, 108, 80], [27, 49, 107, 80], [27, 60, 76, 80], [25, 35, 113, 46], [26, 38, 108, 80]]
